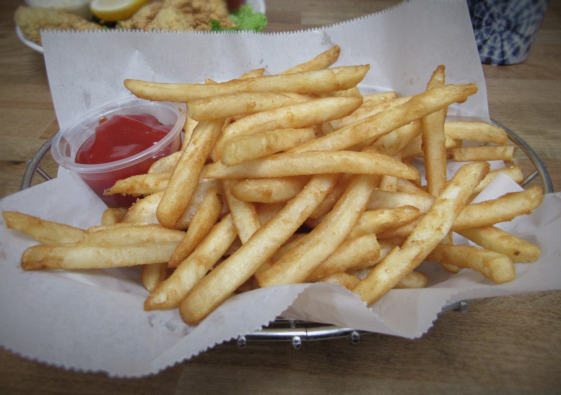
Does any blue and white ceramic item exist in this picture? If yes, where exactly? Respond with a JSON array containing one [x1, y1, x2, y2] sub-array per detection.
[[467, 0, 550, 65]]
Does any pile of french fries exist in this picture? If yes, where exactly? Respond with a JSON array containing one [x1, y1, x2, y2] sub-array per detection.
[[3, 45, 543, 327]]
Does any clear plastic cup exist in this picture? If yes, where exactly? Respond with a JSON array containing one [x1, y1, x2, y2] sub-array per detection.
[[51, 96, 185, 207]]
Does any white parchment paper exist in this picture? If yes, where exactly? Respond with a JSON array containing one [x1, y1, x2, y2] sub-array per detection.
[[1, 0, 559, 378]]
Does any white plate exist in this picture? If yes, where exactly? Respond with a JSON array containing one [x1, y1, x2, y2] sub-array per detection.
[[15, 0, 266, 55]]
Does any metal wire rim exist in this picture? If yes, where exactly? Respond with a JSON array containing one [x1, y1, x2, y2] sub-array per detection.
[[21, 121, 553, 344]]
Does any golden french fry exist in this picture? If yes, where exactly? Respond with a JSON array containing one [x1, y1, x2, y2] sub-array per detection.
[[222, 180, 261, 244], [422, 65, 447, 198], [257, 174, 381, 287], [182, 115, 198, 149], [362, 91, 399, 104], [352, 161, 489, 305], [471, 165, 524, 195], [397, 179, 433, 196], [141, 263, 168, 293], [144, 214, 237, 311], [231, 176, 310, 203], [398, 133, 459, 158], [307, 233, 381, 282], [445, 121, 508, 144], [272, 233, 307, 262], [3, 211, 85, 244], [317, 272, 361, 290], [187, 92, 314, 122], [148, 151, 181, 174], [279, 45, 341, 74], [215, 96, 362, 159], [452, 186, 543, 231], [256, 202, 286, 226], [349, 206, 422, 239], [168, 188, 223, 268], [125, 65, 370, 102], [458, 226, 540, 263], [427, 244, 515, 284], [288, 84, 478, 154], [157, 120, 223, 228], [22, 225, 185, 270], [104, 172, 171, 196], [379, 175, 398, 192], [101, 208, 128, 225], [123, 179, 227, 229], [205, 151, 420, 180], [179, 174, 339, 325], [321, 86, 362, 98], [310, 173, 354, 219], [367, 190, 435, 213], [393, 271, 429, 289], [363, 120, 422, 155], [453, 145, 516, 162], [221, 127, 316, 166], [330, 95, 412, 131]]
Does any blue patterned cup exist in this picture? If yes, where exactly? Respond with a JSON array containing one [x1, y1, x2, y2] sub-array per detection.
[[467, 0, 550, 65]]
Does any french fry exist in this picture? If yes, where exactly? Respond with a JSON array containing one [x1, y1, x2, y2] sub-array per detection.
[[256, 202, 286, 226], [330, 95, 412, 131], [187, 92, 314, 122], [393, 271, 429, 289], [22, 225, 185, 270], [445, 121, 508, 144], [458, 226, 541, 262], [471, 165, 524, 195], [168, 188, 223, 268], [182, 115, 198, 149], [288, 84, 478, 154], [453, 145, 516, 162], [280, 45, 341, 74], [398, 133, 459, 158], [422, 65, 447, 198], [124, 65, 370, 102], [257, 174, 381, 287], [157, 120, 223, 228], [141, 263, 168, 293], [221, 127, 316, 166], [352, 161, 489, 305], [148, 151, 181, 173], [310, 173, 354, 219], [452, 186, 543, 231], [362, 91, 399, 104], [215, 96, 362, 159], [272, 233, 307, 262], [205, 151, 420, 180], [100, 208, 128, 225], [427, 244, 515, 284], [179, 174, 339, 325], [379, 175, 398, 192], [222, 180, 261, 244], [123, 178, 228, 229], [231, 176, 310, 203], [397, 179, 433, 196], [318, 272, 361, 290], [307, 233, 381, 282], [349, 206, 422, 239], [367, 190, 435, 213], [3, 211, 85, 244], [105, 172, 171, 196], [144, 214, 237, 311], [364, 120, 422, 155]]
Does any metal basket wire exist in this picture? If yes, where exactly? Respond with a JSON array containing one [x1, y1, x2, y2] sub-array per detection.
[[21, 120, 553, 347]]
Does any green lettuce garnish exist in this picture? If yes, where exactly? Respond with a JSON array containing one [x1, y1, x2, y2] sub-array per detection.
[[211, 5, 268, 32]]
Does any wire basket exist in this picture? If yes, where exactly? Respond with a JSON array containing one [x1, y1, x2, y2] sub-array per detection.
[[21, 120, 553, 347]]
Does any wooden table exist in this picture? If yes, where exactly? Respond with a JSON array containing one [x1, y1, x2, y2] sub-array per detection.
[[1, 0, 561, 393]]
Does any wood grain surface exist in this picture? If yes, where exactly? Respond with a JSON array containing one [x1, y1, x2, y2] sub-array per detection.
[[1, 0, 560, 393]]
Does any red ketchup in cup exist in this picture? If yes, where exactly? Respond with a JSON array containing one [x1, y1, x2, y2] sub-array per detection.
[[51, 97, 185, 207]]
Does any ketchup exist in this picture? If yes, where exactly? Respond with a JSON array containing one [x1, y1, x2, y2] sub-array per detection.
[[76, 114, 180, 207]]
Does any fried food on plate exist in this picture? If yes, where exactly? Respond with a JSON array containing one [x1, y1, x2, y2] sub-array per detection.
[[15, 6, 102, 45]]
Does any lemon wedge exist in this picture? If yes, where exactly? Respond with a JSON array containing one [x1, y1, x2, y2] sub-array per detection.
[[90, 0, 150, 22]]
